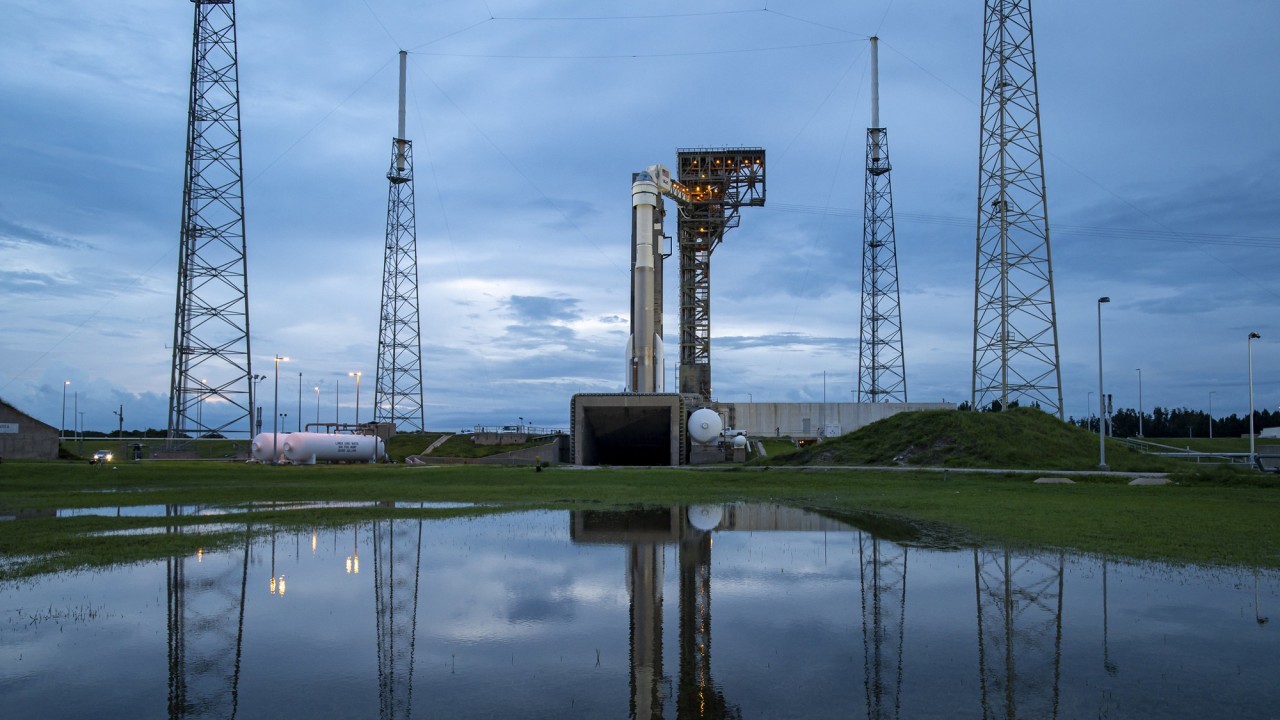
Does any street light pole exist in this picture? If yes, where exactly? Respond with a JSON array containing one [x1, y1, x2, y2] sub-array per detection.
[[273, 355, 288, 464], [1209, 391, 1216, 439], [1087, 391, 1094, 431], [314, 386, 321, 429], [1248, 332, 1260, 465], [348, 372, 362, 426], [1136, 368, 1143, 437], [297, 372, 303, 433], [61, 380, 70, 441], [1097, 297, 1111, 469]]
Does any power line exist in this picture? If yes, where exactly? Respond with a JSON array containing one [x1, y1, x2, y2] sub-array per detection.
[[410, 39, 856, 60]]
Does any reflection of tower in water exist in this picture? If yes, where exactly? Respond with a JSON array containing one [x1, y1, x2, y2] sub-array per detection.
[[165, 505, 250, 719], [858, 532, 908, 720], [372, 515, 425, 720], [973, 549, 1064, 720], [676, 530, 740, 720]]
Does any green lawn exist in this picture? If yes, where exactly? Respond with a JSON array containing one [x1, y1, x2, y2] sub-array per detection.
[[1, 460, 1277, 579]]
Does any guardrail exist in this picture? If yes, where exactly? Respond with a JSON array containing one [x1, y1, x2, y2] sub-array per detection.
[[1116, 437, 1261, 466]]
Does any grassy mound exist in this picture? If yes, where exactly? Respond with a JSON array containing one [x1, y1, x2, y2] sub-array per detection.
[[764, 407, 1179, 472]]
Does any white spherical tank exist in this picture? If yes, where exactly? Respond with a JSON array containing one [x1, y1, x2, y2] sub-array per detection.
[[251, 433, 289, 462], [732, 434, 748, 449], [688, 504, 724, 531], [688, 408, 723, 444], [281, 432, 385, 465]]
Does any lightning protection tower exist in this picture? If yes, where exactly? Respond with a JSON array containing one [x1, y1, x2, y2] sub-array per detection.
[[676, 148, 766, 401], [168, 0, 254, 443], [971, 0, 1063, 417], [859, 37, 907, 403], [374, 51, 425, 432]]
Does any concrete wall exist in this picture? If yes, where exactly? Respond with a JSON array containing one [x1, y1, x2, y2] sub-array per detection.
[[715, 402, 955, 438], [0, 400, 59, 460]]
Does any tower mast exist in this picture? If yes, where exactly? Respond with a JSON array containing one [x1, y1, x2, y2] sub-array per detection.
[[168, 0, 254, 443], [971, 0, 1063, 417], [374, 51, 426, 431], [858, 36, 907, 403]]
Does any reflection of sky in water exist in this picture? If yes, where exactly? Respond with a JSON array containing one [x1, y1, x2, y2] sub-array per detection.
[[0, 506, 1275, 719]]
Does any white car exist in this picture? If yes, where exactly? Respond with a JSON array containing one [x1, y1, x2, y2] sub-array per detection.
[[92, 450, 113, 464]]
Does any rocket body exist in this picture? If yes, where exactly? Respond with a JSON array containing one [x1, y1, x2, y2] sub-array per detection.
[[627, 169, 665, 392]]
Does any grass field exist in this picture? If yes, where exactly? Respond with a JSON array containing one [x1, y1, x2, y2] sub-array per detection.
[[1, 458, 1277, 579]]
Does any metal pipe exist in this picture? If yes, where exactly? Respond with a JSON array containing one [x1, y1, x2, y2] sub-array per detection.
[[869, 36, 882, 163], [870, 36, 880, 129], [396, 50, 407, 172]]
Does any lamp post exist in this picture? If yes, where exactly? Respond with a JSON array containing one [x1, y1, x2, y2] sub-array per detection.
[[1248, 332, 1260, 465], [61, 381, 70, 441], [297, 372, 303, 432], [314, 386, 321, 428], [273, 355, 288, 464], [348, 371, 362, 425], [1135, 368, 1143, 438], [1087, 391, 1094, 431], [1209, 391, 1216, 439], [1097, 297, 1111, 469], [197, 378, 207, 436]]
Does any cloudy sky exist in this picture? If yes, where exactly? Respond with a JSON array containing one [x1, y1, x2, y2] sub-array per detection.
[[2, 0, 1278, 434]]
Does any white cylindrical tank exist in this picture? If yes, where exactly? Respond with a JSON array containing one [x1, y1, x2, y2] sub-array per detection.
[[281, 432, 385, 465], [688, 408, 723, 445], [251, 433, 289, 463], [732, 434, 748, 449]]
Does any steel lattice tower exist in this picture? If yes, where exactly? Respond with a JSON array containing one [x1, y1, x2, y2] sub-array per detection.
[[168, 0, 254, 442], [859, 37, 907, 403], [971, 0, 1063, 417], [676, 149, 766, 401], [374, 51, 425, 431]]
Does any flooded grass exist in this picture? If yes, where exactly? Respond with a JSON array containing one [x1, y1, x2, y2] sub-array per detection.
[[0, 460, 1277, 578]]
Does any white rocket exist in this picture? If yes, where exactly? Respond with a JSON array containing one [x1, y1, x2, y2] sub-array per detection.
[[626, 164, 687, 393]]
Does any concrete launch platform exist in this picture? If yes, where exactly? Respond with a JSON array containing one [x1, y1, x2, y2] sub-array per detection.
[[570, 393, 687, 466]]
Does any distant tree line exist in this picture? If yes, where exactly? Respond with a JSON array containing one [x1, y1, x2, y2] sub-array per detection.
[[956, 400, 1277, 438], [1067, 407, 1279, 439], [60, 428, 225, 439]]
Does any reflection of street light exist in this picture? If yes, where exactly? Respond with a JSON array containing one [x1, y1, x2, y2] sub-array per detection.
[[1249, 332, 1261, 465], [61, 381, 70, 440], [346, 528, 360, 574], [273, 356, 288, 464], [1097, 297, 1111, 469], [1257, 571, 1270, 625], [348, 371, 362, 425]]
